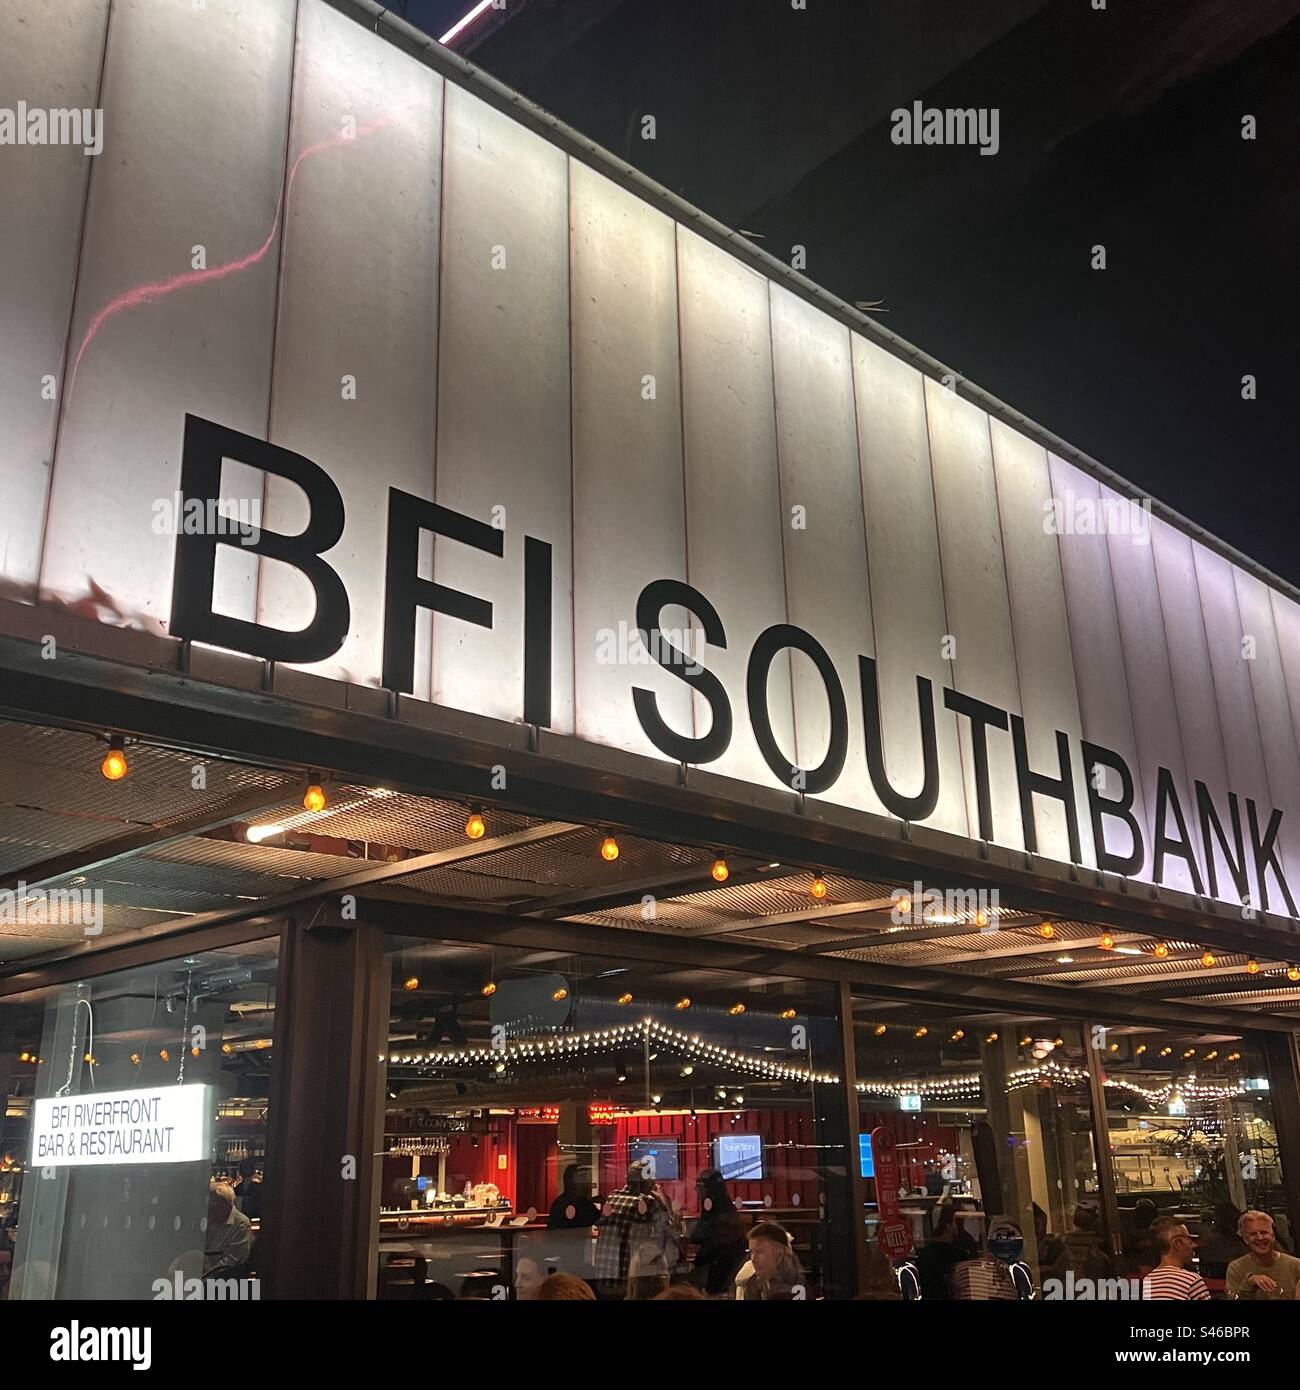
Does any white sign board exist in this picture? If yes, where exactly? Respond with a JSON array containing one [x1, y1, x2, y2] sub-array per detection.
[[32, 1085, 213, 1167]]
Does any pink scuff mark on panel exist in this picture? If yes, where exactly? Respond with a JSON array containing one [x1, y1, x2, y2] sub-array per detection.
[[67, 120, 388, 400]]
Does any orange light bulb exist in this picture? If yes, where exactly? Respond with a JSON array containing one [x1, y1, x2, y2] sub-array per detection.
[[711, 857, 729, 882], [1201, 950, 1216, 968], [303, 783, 326, 813], [809, 874, 828, 901], [1153, 942, 1170, 959], [675, 997, 691, 1010], [101, 743, 128, 781], [600, 835, 620, 861], [465, 811, 486, 840], [617, 992, 633, 1006], [1099, 932, 1115, 950], [403, 976, 420, 991], [481, 981, 497, 997], [1038, 922, 1056, 940]]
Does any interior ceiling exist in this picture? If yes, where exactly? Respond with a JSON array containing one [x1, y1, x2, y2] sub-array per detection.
[[1, 717, 1298, 1021]]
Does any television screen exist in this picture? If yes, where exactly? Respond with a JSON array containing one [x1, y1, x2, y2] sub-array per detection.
[[714, 1133, 764, 1181], [859, 1133, 875, 1179], [629, 1137, 679, 1181]]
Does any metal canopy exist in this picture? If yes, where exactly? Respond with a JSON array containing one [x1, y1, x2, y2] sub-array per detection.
[[0, 714, 1296, 1036]]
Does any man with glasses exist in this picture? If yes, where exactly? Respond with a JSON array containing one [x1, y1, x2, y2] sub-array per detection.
[[1143, 1218, 1211, 1300]]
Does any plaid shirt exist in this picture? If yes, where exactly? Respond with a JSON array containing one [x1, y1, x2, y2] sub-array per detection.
[[594, 1189, 679, 1283]]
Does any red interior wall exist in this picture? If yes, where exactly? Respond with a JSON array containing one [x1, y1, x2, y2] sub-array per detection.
[[600, 1111, 823, 1212], [442, 1117, 517, 1204], [514, 1125, 557, 1218], [858, 1110, 961, 1189]]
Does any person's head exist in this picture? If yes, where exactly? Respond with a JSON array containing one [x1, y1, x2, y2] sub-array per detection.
[[561, 1163, 588, 1195], [1072, 1205, 1098, 1234], [1150, 1217, 1196, 1268], [747, 1221, 795, 1280], [652, 1283, 706, 1300], [536, 1273, 596, 1301], [932, 1200, 958, 1241], [1238, 1210, 1276, 1258], [696, 1167, 728, 1207], [207, 1181, 234, 1225], [1133, 1198, 1158, 1232], [514, 1256, 543, 1300], [1214, 1203, 1243, 1239]]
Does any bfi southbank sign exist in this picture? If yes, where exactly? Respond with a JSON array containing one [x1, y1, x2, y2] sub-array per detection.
[[172, 415, 1298, 923]]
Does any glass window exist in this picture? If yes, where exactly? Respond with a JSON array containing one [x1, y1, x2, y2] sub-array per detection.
[[0, 939, 278, 1300], [853, 996, 1103, 1299], [1097, 1027, 1291, 1284], [376, 937, 851, 1300]]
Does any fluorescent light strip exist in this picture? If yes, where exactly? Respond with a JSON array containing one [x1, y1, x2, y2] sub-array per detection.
[[440, 0, 496, 45]]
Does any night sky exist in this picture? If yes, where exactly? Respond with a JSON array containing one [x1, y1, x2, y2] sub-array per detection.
[[401, 0, 1299, 590]]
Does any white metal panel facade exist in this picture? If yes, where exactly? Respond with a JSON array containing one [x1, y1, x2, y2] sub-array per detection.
[[5, 0, 1300, 923]]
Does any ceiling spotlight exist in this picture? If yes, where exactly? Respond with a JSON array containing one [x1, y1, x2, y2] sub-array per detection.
[[303, 782, 327, 813], [1159, 1047, 1173, 1057], [873, 1024, 887, 1036], [949, 1029, 965, 1042], [914, 1027, 928, 1039], [1135, 1044, 1147, 1056], [675, 997, 691, 1010], [809, 873, 828, 901], [728, 1003, 746, 1016], [159, 1049, 169, 1062], [552, 987, 568, 1001], [711, 857, 729, 883], [1227, 1052, 1241, 1062], [617, 992, 633, 1006], [680, 1066, 694, 1077], [780, 1008, 797, 1020], [1183, 1049, 1196, 1059], [985, 1032, 999, 1043], [129, 1052, 141, 1066], [1205, 1050, 1219, 1061], [1053, 1037, 1064, 1048], [1099, 932, 1115, 950], [1153, 942, 1170, 959], [651, 1094, 661, 1105], [101, 735, 128, 781], [403, 976, 419, 992], [600, 835, 620, 862], [465, 809, 486, 840], [1038, 922, 1056, 940], [481, 981, 497, 997]]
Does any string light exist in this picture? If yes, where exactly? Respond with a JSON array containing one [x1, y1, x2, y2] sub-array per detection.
[[465, 810, 486, 840], [396, 1019, 840, 1086], [101, 735, 127, 781], [600, 835, 620, 861], [1288, 966, 1300, 982], [711, 857, 729, 883]]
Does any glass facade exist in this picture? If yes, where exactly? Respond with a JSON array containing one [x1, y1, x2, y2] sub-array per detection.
[[374, 936, 853, 1300], [0, 939, 278, 1300]]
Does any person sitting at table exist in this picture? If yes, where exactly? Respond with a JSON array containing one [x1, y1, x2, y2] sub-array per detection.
[[739, 1221, 807, 1301], [547, 1164, 600, 1230]]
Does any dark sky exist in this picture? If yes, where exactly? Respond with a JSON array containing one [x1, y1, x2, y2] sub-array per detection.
[[401, 0, 1300, 589]]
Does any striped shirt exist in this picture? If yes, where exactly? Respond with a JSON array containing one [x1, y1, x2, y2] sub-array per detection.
[[1144, 1265, 1211, 1300]]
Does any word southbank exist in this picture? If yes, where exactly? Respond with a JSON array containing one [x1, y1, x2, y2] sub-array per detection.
[[171, 416, 1296, 921]]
